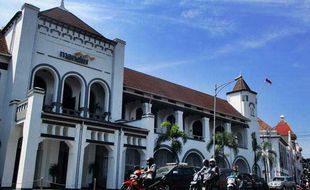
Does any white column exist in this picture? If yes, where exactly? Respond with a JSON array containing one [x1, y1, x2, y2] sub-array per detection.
[[175, 110, 183, 131], [202, 117, 210, 141], [225, 122, 232, 133], [16, 88, 45, 189], [1, 100, 21, 187], [142, 102, 152, 115], [65, 124, 86, 189], [224, 122, 233, 164], [77, 126, 87, 188], [107, 131, 118, 189], [110, 39, 126, 121], [115, 130, 125, 189], [65, 140, 78, 189]]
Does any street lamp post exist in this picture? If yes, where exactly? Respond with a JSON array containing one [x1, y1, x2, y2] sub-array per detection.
[[213, 75, 242, 158]]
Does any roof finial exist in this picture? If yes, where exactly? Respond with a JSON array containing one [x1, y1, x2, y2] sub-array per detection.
[[60, 0, 66, 10]]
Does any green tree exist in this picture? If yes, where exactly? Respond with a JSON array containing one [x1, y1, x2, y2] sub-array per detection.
[[251, 132, 259, 174], [256, 141, 277, 182], [155, 121, 187, 157], [207, 131, 238, 158]]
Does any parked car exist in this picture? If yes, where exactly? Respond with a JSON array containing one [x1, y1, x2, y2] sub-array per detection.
[[239, 173, 254, 190], [154, 163, 197, 190], [248, 173, 265, 190], [268, 176, 296, 190]]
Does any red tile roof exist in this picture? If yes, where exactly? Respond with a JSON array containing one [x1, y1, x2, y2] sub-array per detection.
[[124, 68, 246, 120], [274, 119, 296, 140], [39, 7, 109, 41], [0, 30, 9, 54], [227, 77, 257, 95], [257, 118, 272, 130]]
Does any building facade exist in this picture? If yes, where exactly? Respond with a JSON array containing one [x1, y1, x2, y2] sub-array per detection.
[[0, 2, 279, 190], [259, 116, 303, 183]]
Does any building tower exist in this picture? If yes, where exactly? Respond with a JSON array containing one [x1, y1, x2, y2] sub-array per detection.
[[226, 76, 258, 120]]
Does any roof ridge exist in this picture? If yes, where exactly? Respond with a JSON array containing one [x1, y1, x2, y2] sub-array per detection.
[[39, 7, 109, 41]]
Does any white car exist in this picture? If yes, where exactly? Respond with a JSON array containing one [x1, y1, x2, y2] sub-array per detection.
[[268, 176, 296, 190]]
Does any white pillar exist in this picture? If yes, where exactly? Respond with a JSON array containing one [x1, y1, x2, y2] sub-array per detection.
[[107, 138, 118, 189], [175, 110, 183, 131], [65, 124, 86, 189], [16, 88, 45, 189], [110, 39, 126, 121], [1, 100, 20, 187], [77, 126, 87, 188], [202, 117, 210, 141], [115, 130, 125, 189], [224, 122, 233, 164], [225, 122, 232, 133], [142, 102, 152, 115]]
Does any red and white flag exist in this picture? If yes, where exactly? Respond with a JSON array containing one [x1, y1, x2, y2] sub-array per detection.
[[265, 78, 272, 85]]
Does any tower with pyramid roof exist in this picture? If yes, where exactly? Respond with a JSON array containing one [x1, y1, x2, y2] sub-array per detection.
[[226, 76, 258, 120]]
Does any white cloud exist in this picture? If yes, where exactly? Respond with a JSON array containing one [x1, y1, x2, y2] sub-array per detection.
[[181, 8, 202, 19], [132, 28, 305, 72]]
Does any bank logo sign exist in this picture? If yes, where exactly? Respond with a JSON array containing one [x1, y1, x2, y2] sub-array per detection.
[[60, 51, 95, 65]]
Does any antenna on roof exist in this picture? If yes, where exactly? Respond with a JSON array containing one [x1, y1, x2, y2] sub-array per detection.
[[60, 0, 67, 10]]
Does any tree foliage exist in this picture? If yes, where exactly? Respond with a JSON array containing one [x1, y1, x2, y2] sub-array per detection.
[[256, 141, 277, 181], [207, 131, 238, 157], [155, 121, 187, 154]]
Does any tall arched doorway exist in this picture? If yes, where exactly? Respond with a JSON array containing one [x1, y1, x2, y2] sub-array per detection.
[[82, 144, 109, 189], [154, 149, 177, 167], [124, 149, 141, 179]]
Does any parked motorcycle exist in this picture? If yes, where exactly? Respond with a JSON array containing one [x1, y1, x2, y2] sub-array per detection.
[[121, 169, 165, 190], [121, 169, 145, 190], [190, 170, 204, 190], [203, 168, 218, 190], [227, 175, 238, 190]]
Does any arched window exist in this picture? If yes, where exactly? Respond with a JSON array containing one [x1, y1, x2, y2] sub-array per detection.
[[192, 120, 203, 140], [62, 76, 82, 115], [249, 103, 255, 117], [185, 153, 202, 167], [237, 132, 243, 147], [135, 108, 143, 120], [33, 68, 56, 110], [166, 115, 175, 124], [154, 149, 176, 167], [89, 82, 106, 120]]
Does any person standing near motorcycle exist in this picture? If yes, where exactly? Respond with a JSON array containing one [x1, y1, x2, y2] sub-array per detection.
[[205, 158, 219, 190], [143, 157, 157, 188], [199, 159, 210, 173], [231, 165, 246, 190]]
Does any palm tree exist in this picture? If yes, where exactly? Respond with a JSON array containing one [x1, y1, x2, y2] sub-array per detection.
[[256, 141, 277, 182], [251, 132, 259, 174], [207, 131, 238, 159], [155, 121, 187, 158]]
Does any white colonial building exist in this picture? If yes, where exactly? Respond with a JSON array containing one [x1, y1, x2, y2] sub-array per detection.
[[0, 2, 268, 190], [259, 116, 303, 183]]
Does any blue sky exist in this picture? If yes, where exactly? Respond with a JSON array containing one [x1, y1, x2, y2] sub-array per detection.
[[1, 0, 310, 156]]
